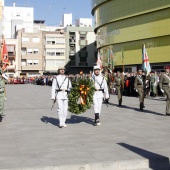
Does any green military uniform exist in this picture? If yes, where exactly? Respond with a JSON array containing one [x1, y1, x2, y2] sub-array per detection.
[[150, 74, 156, 97], [114, 74, 123, 106], [159, 72, 170, 115], [0, 75, 5, 121], [134, 74, 145, 110]]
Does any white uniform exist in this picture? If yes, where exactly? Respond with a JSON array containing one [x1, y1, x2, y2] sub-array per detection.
[[51, 75, 72, 126], [92, 74, 109, 115]]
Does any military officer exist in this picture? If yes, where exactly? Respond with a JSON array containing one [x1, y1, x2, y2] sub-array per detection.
[[159, 66, 170, 115], [0, 71, 5, 122], [113, 71, 123, 106], [91, 65, 109, 126], [134, 69, 146, 110], [51, 66, 72, 128]]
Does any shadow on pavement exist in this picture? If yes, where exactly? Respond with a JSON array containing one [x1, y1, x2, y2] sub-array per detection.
[[67, 115, 94, 125], [41, 116, 59, 126], [108, 102, 165, 116], [41, 115, 94, 126], [118, 143, 170, 170]]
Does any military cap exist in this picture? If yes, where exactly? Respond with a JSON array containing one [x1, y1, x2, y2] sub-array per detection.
[[93, 65, 101, 70], [58, 66, 65, 70]]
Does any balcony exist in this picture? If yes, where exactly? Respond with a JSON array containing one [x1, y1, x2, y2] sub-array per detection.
[[21, 65, 40, 70], [6, 65, 15, 70], [69, 38, 75, 44], [8, 52, 16, 59], [69, 50, 75, 56]]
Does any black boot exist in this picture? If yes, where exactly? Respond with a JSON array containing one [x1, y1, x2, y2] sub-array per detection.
[[119, 99, 122, 106], [0, 115, 2, 122], [94, 113, 100, 126], [140, 102, 144, 110]]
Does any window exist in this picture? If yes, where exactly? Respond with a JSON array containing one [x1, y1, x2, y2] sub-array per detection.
[[21, 59, 26, 66], [46, 37, 55, 44], [33, 49, 39, 54], [56, 52, 64, 56], [21, 48, 26, 55], [33, 60, 39, 65], [80, 34, 86, 40], [22, 37, 29, 42], [27, 49, 33, 54], [79, 52, 87, 57], [27, 60, 32, 65], [32, 38, 40, 43], [46, 49, 55, 56], [56, 38, 65, 44], [80, 57, 87, 63], [56, 49, 65, 56], [46, 60, 65, 67]]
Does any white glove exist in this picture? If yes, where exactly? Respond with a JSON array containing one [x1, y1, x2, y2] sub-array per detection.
[[161, 89, 164, 93], [136, 89, 138, 92]]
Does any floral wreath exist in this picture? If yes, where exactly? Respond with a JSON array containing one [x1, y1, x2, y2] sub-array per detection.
[[68, 77, 95, 114]]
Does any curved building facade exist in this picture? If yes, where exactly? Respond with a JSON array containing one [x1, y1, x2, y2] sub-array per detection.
[[91, 0, 170, 72]]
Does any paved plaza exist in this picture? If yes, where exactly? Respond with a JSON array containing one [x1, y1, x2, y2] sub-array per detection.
[[0, 84, 170, 170]]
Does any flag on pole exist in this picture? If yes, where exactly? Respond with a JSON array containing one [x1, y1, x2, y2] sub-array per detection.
[[142, 44, 151, 75], [1, 39, 9, 70], [121, 49, 124, 62], [96, 51, 102, 69], [110, 49, 114, 69], [107, 50, 110, 66]]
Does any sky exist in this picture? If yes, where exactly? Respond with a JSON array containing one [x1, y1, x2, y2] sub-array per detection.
[[4, 0, 93, 26]]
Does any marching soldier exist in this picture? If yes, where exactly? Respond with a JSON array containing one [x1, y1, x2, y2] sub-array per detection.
[[159, 66, 170, 116], [134, 69, 146, 110], [51, 66, 72, 128], [92, 65, 109, 126], [0, 71, 6, 122], [113, 71, 123, 106]]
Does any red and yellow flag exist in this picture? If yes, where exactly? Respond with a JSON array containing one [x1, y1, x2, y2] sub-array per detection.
[[1, 39, 9, 70]]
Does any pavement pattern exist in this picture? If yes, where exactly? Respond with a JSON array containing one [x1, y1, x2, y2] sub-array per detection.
[[0, 84, 170, 170]]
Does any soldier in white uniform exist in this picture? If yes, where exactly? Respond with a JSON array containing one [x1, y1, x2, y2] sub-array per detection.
[[51, 66, 72, 128], [92, 65, 109, 126]]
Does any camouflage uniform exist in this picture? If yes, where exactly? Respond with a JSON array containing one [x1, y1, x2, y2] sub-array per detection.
[[159, 70, 170, 115], [0, 74, 5, 121]]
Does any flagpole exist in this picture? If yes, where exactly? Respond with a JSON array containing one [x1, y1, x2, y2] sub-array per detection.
[[121, 49, 124, 89]]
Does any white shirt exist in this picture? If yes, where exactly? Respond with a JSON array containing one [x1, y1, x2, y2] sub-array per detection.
[[51, 75, 72, 100], [91, 74, 109, 99]]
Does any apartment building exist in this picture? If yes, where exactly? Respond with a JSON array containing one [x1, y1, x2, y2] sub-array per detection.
[[43, 29, 66, 75], [64, 26, 96, 74], [17, 29, 43, 77], [3, 2, 33, 38], [5, 38, 17, 77], [0, 0, 4, 37]]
